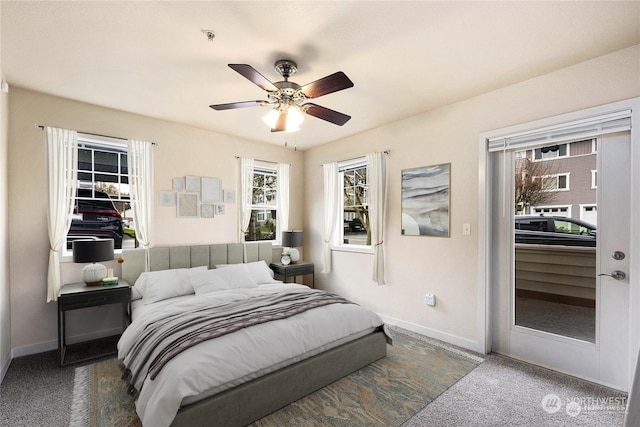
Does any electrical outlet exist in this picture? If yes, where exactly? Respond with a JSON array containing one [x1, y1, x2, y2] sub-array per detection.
[[424, 293, 436, 307]]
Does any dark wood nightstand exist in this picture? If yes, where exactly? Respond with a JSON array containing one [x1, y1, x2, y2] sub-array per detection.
[[57, 280, 131, 367], [270, 261, 315, 288]]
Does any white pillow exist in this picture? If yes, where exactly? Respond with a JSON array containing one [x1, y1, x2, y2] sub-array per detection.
[[134, 266, 207, 304], [216, 261, 275, 284], [188, 268, 231, 295], [213, 265, 259, 289]]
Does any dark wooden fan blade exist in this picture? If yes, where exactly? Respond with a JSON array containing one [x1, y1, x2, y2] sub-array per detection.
[[229, 64, 278, 92], [209, 100, 266, 110], [304, 103, 351, 126], [300, 72, 354, 99], [271, 111, 287, 132]]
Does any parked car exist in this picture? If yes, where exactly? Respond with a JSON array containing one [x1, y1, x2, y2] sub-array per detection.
[[515, 216, 596, 247], [68, 189, 124, 249], [344, 218, 365, 232]]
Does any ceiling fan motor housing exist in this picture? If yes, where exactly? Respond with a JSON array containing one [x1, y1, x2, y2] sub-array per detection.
[[275, 59, 297, 79]]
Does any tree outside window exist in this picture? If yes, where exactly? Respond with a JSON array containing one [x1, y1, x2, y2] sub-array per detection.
[[515, 153, 558, 215], [245, 168, 278, 242], [342, 165, 370, 246]]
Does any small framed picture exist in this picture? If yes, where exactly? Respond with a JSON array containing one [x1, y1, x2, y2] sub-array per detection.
[[201, 204, 215, 218], [172, 177, 185, 192], [185, 175, 201, 192], [223, 189, 236, 203], [177, 193, 199, 218], [202, 177, 223, 203], [215, 204, 225, 215], [159, 191, 176, 207]]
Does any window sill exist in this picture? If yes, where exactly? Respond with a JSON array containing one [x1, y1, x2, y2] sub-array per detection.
[[331, 244, 374, 255]]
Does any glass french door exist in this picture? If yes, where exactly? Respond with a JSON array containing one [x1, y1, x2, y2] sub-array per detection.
[[489, 109, 633, 391]]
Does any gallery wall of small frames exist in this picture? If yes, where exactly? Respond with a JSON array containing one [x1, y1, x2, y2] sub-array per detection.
[[158, 175, 235, 219]]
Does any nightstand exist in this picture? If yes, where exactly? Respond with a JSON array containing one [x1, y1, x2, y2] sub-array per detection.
[[57, 280, 131, 367], [270, 261, 315, 288]]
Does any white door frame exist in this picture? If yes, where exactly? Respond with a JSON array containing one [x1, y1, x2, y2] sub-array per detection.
[[477, 97, 640, 388]]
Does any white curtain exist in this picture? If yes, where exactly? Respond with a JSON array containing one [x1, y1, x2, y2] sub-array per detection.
[[46, 127, 78, 302], [277, 163, 290, 237], [239, 157, 254, 242], [367, 152, 387, 285], [321, 162, 339, 273], [128, 139, 154, 271]]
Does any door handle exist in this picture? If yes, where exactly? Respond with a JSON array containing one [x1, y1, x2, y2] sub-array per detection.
[[598, 270, 626, 281]]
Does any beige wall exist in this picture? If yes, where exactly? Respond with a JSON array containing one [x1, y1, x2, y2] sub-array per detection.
[[5, 45, 639, 357], [303, 45, 640, 351], [7, 88, 304, 354]]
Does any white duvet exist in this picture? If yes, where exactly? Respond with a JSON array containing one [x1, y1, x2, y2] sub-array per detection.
[[118, 283, 384, 427]]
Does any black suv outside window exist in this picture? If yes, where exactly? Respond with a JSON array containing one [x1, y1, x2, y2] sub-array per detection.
[[66, 135, 132, 252], [68, 189, 124, 249]]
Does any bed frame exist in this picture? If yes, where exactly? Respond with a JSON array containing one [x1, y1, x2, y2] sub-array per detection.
[[122, 242, 387, 427]]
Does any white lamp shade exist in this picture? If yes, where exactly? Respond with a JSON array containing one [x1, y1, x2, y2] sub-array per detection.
[[262, 109, 280, 128], [262, 107, 304, 132]]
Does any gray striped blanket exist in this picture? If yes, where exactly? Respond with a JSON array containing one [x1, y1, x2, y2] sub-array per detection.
[[121, 288, 354, 398]]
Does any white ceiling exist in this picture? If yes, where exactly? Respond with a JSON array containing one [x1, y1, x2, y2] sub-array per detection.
[[2, 1, 639, 150]]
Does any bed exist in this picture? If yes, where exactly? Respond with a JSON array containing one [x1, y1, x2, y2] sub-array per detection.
[[118, 242, 388, 427]]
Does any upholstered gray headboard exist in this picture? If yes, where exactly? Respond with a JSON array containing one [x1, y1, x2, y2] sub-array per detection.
[[121, 242, 273, 285]]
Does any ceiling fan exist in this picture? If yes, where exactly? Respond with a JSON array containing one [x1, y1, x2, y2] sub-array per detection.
[[209, 60, 354, 132]]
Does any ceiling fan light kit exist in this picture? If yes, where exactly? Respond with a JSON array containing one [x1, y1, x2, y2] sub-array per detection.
[[210, 59, 353, 133]]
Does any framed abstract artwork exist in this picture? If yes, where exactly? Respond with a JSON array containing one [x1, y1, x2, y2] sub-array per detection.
[[401, 163, 450, 237]]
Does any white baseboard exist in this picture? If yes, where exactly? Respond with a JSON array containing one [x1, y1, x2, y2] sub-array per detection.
[[10, 327, 123, 359], [0, 349, 11, 384], [378, 313, 485, 354]]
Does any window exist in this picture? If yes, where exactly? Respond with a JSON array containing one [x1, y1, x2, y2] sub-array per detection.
[[540, 173, 569, 191], [532, 206, 570, 217], [245, 166, 278, 242], [66, 134, 134, 253], [534, 143, 568, 160], [337, 159, 369, 247], [553, 219, 593, 236]]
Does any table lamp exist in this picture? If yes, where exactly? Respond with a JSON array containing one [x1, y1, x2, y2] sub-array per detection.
[[72, 239, 114, 286], [282, 230, 303, 263]]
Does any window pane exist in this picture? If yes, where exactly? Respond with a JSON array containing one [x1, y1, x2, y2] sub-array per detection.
[[340, 164, 370, 246], [96, 174, 118, 184], [78, 149, 92, 171], [244, 209, 276, 241], [78, 172, 92, 182], [265, 174, 276, 188], [558, 175, 567, 188], [120, 153, 128, 175], [534, 149, 542, 160], [344, 190, 354, 207], [253, 189, 264, 204], [265, 190, 276, 206], [94, 151, 119, 173]]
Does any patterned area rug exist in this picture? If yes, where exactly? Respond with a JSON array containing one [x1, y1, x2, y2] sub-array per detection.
[[70, 331, 482, 427]]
